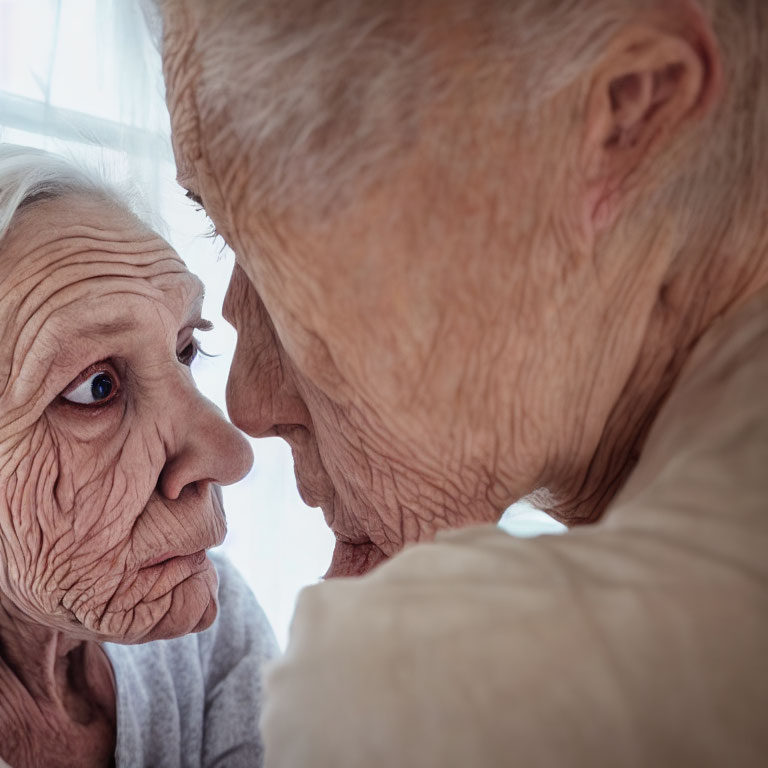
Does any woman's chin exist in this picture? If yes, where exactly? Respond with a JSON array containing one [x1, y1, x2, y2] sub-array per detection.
[[191, 594, 219, 633], [147, 566, 220, 641], [106, 561, 220, 644]]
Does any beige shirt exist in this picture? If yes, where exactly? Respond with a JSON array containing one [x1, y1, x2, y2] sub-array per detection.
[[261, 291, 768, 768]]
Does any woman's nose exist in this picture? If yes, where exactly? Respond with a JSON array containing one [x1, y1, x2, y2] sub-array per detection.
[[159, 389, 253, 501]]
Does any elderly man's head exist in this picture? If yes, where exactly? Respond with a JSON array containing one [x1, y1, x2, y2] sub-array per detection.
[[0, 147, 252, 641], [158, 0, 768, 575]]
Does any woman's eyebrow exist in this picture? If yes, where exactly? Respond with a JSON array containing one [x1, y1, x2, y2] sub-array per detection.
[[183, 282, 209, 331], [193, 318, 214, 331], [82, 317, 140, 338]]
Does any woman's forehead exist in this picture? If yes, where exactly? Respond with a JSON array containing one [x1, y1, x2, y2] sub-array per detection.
[[0, 194, 203, 380], [3, 192, 179, 265], [0, 193, 197, 312], [0, 197, 204, 408]]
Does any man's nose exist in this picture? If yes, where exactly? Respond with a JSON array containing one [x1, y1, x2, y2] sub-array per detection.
[[226, 331, 311, 439], [159, 386, 253, 500]]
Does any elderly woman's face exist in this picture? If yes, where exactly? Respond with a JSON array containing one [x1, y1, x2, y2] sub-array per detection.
[[0, 194, 252, 642]]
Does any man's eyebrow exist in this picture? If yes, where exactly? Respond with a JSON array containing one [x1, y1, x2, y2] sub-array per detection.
[[185, 189, 204, 207]]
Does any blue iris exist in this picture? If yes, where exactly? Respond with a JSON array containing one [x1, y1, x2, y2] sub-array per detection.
[[91, 373, 113, 401]]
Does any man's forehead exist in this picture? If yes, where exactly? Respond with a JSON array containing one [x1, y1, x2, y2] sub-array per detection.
[[161, 0, 205, 192]]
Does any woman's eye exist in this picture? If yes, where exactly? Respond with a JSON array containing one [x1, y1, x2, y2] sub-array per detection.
[[177, 338, 199, 367], [178, 323, 213, 367], [62, 370, 118, 406]]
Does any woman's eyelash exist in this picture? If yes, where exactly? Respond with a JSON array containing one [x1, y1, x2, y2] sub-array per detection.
[[194, 336, 215, 359], [179, 334, 217, 366]]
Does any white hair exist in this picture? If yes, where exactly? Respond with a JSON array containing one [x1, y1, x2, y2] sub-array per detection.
[[153, 0, 768, 252], [0, 144, 158, 245]]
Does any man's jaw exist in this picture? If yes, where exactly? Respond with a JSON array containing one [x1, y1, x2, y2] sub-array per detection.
[[289, 450, 391, 577], [325, 538, 388, 578]]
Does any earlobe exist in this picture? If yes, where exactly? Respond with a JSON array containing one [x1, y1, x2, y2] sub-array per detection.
[[581, 1, 722, 233]]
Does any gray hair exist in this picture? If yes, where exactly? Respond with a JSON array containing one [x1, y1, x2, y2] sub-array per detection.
[[0, 145, 154, 245], [154, 0, 768, 244]]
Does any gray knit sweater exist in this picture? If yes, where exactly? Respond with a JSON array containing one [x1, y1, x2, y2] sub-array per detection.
[[105, 551, 278, 768]]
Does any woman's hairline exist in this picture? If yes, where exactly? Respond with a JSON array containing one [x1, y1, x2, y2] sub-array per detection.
[[0, 145, 154, 246]]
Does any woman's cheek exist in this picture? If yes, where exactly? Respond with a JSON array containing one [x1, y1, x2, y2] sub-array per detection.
[[0, 423, 67, 611], [0, 418, 135, 631]]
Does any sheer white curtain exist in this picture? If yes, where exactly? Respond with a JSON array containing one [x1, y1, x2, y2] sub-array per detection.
[[0, 0, 334, 647]]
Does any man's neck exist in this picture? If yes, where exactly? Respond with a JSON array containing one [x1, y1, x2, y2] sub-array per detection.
[[540, 249, 768, 526]]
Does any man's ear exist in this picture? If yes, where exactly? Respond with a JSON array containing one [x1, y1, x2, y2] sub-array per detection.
[[581, 0, 722, 233]]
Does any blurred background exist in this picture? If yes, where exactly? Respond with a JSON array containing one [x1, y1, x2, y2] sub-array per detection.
[[0, 0, 563, 646]]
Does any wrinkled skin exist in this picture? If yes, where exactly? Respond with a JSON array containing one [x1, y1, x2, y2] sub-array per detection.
[[0, 194, 252, 767], [161, 0, 760, 576]]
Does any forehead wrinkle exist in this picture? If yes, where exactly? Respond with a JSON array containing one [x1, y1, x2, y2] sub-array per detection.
[[0, 201, 200, 396], [0, 279, 185, 408], [3, 263, 184, 348], [1, 206, 182, 285], [6, 266, 201, 370], [0, 237, 185, 325], [2, 212, 175, 265], [45, 227, 170, 254]]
